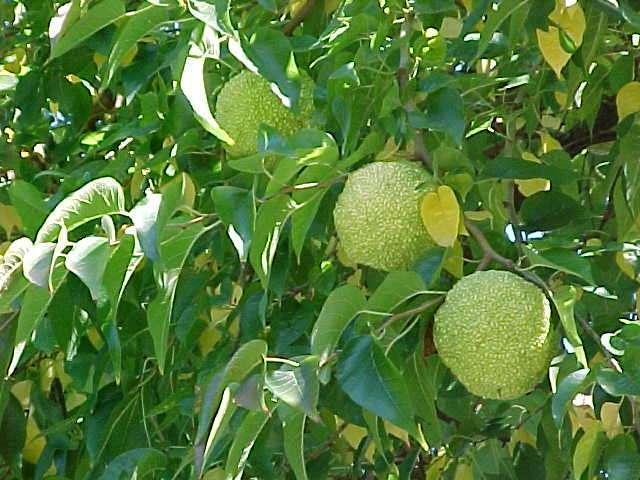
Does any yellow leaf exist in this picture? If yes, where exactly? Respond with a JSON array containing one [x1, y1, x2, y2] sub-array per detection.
[[540, 133, 562, 153], [616, 81, 640, 121], [384, 421, 409, 444], [23, 414, 46, 464], [555, 90, 568, 108], [549, 0, 585, 47], [443, 240, 463, 279], [421, 185, 460, 247], [198, 322, 222, 356], [11, 380, 32, 409], [537, 27, 570, 78], [341, 423, 368, 449], [537, 0, 585, 78], [601, 402, 624, 438], [515, 152, 550, 197]]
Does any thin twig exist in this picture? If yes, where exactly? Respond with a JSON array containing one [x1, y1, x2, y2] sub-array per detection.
[[376, 296, 444, 334], [576, 314, 618, 371], [464, 219, 549, 292], [283, 0, 316, 35]]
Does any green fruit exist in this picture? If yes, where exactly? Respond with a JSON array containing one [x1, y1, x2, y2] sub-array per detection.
[[434, 270, 557, 400], [333, 161, 434, 271], [215, 70, 314, 158]]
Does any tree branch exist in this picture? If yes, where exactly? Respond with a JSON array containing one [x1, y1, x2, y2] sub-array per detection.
[[283, 0, 315, 36], [464, 219, 549, 292]]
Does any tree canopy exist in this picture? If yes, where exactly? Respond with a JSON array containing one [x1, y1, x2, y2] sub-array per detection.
[[1, 0, 640, 478]]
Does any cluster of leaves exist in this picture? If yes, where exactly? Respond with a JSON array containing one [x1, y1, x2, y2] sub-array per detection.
[[1, 0, 640, 478]]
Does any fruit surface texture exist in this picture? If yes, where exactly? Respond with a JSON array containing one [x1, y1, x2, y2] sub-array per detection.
[[333, 161, 433, 271], [215, 70, 314, 158], [434, 270, 556, 400]]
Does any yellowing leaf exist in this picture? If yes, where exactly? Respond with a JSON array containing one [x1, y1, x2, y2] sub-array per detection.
[[0, 203, 22, 237], [23, 414, 46, 464], [573, 424, 603, 480], [616, 81, 640, 121], [540, 133, 562, 153], [421, 185, 460, 247], [426, 454, 448, 480], [11, 380, 32, 409], [454, 462, 474, 480], [464, 210, 493, 222], [443, 240, 463, 279], [616, 250, 638, 280], [555, 90, 568, 108], [384, 421, 409, 444], [198, 322, 222, 356], [515, 152, 550, 197], [601, 402, 624, 438]]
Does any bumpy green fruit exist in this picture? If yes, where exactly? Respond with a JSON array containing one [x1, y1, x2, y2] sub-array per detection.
[[434, 270, 557, 400], [215, 70, 314, 158], [333, 161, 434, 271]]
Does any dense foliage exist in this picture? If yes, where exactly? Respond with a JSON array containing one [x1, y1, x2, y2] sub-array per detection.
[[1, 0, 640, 478]]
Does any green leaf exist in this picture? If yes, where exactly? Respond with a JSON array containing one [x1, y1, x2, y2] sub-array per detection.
[[0, 393, 26, 468], [520, 191, 581, 231], [14, 263, 67, 343], [130, 174, 195, 262], [280, 404, 308, 480], [550, 286, 587, 368], [362, 271, 426, 328], [196, 340, 268, 444], [482, 157, 574, 185], [188, 0, 234, 35], [525, 247, 595, 284], [475, 0, 529, 60], [0, 238, 31, 314], [211, 186, 254, 262], [180, 37, 235, 145], [22, 242, 55, 289], [337, 336, 417, 434], [200, 386, 238, 477], [7, 181, 49, 238], [147, 221, 209, 373], [249, 195, 293, 287], [65, 236, 111, 301], [291, 162, 335, 259], [129, 192, 162, 260], [265, 356, 320, 419], [406, 354, 444, 447], [102, 4, 172, 88], [98, 448, 167, 480], [596, 368, 640, 396], [224, 407, 272, 479], [310, 285, 366, 363], [49, 0, 126, 61], [551, 369, 593, 428], [243, 27, 302, 110], [35, 177, 125, 243], [410, 87, 465, 145], [98, 232, 142, 382]]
